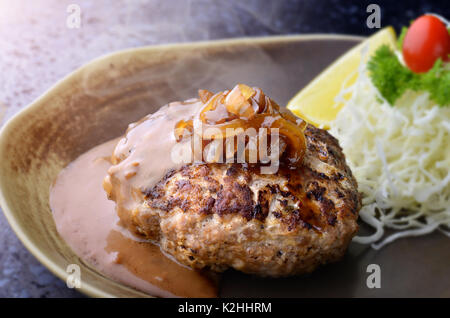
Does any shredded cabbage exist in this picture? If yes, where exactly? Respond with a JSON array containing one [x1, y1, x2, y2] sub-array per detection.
[[329, 51, 450, 249]]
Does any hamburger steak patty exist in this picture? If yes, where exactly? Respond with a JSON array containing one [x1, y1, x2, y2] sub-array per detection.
[[118, 124, 361, 277]]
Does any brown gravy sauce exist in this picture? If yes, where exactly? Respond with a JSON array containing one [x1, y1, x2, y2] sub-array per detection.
[[50, 137, 218, 297], [103, 99, 205, 234]]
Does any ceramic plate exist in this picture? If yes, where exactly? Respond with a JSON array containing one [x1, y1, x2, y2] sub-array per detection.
[[1, 35, 449, 297]]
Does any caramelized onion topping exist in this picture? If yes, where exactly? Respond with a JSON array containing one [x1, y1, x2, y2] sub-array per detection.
[[174, 84, 307, 167]]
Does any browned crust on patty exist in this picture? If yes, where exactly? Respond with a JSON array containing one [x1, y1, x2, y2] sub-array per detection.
[[118, 124, 361, 276], [143, 125, 360, 232]]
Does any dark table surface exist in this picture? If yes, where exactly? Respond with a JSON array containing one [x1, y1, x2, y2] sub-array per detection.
[[0, 0, 447, 297]]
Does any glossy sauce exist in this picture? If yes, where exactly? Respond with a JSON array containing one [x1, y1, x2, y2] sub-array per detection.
[[50, 138, 218, 297], [103, 99, 205, 235]]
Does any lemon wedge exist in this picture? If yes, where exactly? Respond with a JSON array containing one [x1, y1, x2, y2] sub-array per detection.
[[287, 27, 397, 129]]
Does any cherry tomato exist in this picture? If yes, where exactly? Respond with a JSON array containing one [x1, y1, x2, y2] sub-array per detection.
[[402, 15, 450, 73]]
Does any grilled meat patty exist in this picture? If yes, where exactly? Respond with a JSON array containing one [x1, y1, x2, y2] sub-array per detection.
[[116, 124, 360, 277]]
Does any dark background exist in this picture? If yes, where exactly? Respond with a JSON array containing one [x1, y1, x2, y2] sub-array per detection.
[[216, 0, 448, 36], [0, 0, 448, 298]]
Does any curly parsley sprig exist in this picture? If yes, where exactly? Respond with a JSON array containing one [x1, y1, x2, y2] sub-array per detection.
[[368, 45, 450, 106]]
